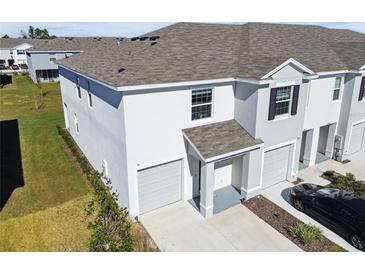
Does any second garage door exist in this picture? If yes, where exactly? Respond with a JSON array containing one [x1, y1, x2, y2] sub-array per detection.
[[348, 122, 365, 154], [138, 159, 182, 215], [262, 145, 291, 189]]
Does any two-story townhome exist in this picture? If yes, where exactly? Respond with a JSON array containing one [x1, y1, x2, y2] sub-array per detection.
[[26, 37, 117, 83], [56, 23, 365, 218], [0, 38, 35, 67]]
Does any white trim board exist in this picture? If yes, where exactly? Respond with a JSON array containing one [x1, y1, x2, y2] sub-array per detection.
[[261, 58, 315, 80]]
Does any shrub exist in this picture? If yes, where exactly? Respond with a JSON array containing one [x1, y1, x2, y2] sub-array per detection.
[[57, 125, 134, 251], [288, 222, 325, 246], [345, 172, 356, 182], [335, 176, 347, 190], [323, 170, 335, 177]]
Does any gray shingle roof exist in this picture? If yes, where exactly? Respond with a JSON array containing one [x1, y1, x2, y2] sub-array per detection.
[[26, 37, 119, 52], [183, 119, 263, 160], [55, 23, 365, 87], [0, 38, 44, 49]]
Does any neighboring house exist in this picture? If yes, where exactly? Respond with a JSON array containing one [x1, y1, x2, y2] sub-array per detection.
[[26, 37, 118, 83], [56, 23, 365, 218], [1, 37, 116, 82], [0, 39, 34, 67]]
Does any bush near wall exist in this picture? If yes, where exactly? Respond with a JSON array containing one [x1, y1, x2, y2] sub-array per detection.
[[323, 171, 365, 199], [57, 125, 134, 251]]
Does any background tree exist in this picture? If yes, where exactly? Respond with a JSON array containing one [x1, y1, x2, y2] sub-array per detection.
[[1, 34, 10, 38], [28, 26, 35, 38]]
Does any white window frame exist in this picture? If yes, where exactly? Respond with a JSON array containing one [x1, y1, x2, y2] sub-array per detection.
[[332, 77, 342, 101], [76, 76, 81, 100], [274, 86, 293, 118], [102, 160, 110, 182], [74, 113, 79, 134], [191, 88, 214, 122], [87, 81, 93, 108]]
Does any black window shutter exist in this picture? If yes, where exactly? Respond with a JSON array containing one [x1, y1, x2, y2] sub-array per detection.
[[291, 85, 300, 116], [359, 77, 365, 101], [268, 88, 277, 120]]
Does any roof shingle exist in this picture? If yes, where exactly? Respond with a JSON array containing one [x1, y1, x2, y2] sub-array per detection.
[[183, 119, 263, 160], [52, 23, 365, 87]]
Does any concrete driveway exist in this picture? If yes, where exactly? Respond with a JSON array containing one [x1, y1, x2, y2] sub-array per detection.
[[299, 152, 365, 183], [140, 202, 301, 252], [261, 152, 365, 252]]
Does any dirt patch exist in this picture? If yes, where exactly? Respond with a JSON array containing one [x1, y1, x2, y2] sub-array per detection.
[[243, 196, 346, 252]]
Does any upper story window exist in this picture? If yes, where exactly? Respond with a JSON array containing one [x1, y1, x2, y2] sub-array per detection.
[[359, 77, 365, 101], [17, 50, 25, 55], [191, 88, 213, 121], [333, 77, 342, 101], [87, 81, 93, 108], [275, 86, 292, 116], [76, 76, 81, 99], [74, 113, 79, 133]]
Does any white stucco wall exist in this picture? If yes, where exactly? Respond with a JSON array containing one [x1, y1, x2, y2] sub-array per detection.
[[122, 83, 235, 216], [304, 75, 344, 130], [250, 64, 309, 185], [59, 67, 130, 209], [339, 73, 365, 158]]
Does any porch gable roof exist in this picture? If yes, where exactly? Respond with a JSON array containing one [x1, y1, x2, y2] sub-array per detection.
[[182, 119, 263, 162]]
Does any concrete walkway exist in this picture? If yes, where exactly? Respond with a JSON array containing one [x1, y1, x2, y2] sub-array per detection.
[[140, 202, 302, 252]]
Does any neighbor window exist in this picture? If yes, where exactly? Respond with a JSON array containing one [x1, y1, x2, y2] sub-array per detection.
[[17, 50, 25, 55], [87, 81, 93, 108], [50, 57, 56, 62], [74, 113, 79, 133], [333, 77, 342, 100], [76, 76, 81, 99], [275, 86, 292, 116], [191, 88, 212, 120]]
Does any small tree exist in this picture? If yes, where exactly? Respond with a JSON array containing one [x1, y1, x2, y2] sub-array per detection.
[[2, 34, 10, 38], [28, 26, 35, 38]]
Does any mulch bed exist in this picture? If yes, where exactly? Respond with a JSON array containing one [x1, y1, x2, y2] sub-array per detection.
[[320, 171, 343, 184], [243, 195, 346, 252]]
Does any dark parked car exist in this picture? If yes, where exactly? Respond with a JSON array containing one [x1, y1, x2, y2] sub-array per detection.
[[11, 64, 20, 70], [19, 63, 28, 69], [291, 183, 365, 251]]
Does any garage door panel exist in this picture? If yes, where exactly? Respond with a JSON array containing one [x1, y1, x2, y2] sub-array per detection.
[[138, 159, 182, 215], [262, 145, 290, 189], [348, 123, 365, 154]]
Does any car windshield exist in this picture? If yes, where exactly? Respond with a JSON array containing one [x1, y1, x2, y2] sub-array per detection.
[[316, 188, 340, 198]]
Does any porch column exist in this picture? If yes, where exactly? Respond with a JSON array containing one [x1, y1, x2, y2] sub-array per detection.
[[302, 128, 319, 167], [325, 123, 336, 158], [200, 162, 215, 218], [241, 148, 263, 200]]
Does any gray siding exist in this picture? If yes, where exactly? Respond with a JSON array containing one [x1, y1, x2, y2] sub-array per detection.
[[28, 52, 78, 83]]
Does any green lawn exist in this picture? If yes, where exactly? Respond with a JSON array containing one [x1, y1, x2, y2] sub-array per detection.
[[0, 75, 91, 251]]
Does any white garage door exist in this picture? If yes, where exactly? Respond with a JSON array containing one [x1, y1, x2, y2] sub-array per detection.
[[348, 122, 365, 154], [262, 145, 291, 189], [138, 159, 182, 215]]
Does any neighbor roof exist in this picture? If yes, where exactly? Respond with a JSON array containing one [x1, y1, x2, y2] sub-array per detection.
[[0, 38, 43, 49], [26, 37, 119, 52], [183, 119, 263, 160], [56, 22, 365, 88]]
